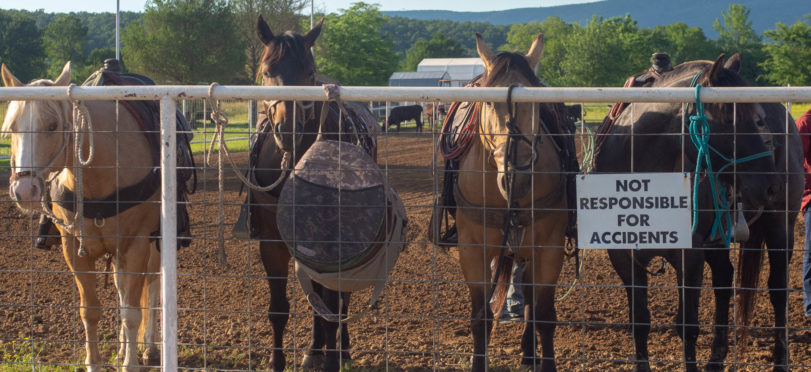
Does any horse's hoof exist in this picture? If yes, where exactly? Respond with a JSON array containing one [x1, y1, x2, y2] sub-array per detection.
[[705, 361, 724, 372], [142, 347, 160, 367], [340, 359, 353, 370], [301, 353, 324, 370]]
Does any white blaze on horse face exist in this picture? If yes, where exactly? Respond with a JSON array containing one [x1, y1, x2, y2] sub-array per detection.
[[5, 100, 66, 206]]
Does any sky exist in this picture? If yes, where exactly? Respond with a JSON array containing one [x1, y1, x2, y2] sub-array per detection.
[[2, 0, 597, 14]]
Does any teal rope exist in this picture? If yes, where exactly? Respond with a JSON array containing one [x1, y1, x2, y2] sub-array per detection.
[[686, 81, 771, 246]]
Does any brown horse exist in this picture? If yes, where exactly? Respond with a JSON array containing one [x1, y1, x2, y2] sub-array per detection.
[[2, 62, 161, 371], [247, 16, 379, 372], [453, 33, 569, 371], [592, 55, 787, 371]]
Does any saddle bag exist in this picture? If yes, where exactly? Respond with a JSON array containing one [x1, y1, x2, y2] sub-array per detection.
[[276, 140, 407, 321]]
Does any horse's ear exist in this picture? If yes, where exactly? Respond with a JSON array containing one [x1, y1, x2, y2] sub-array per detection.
[[705, 54, 726, 86], [1, 64, 23, 87], [304, 18, 324, 49], [525, 33, 544, 71], [475, 33, 495, 71], [53, 61, 71, 86], [257, 15, 274, 46], [724, 53, 742, 74]]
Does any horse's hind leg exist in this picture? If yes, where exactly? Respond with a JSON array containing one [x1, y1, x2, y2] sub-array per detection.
[[114, 241, 151, 371], [458, 247, 493, 372], [302, 314, 325, 370], [259, 241, 291, 372], [302, 291, 351, 371], [141, 246, 161, 367], [704, 246, 733, 371], [764, 214, 794, 371], [667, 250, 702, 372], [318, 287, 342, 372], [62, 239, 104, 371], [608, 250, 651, 372], [338, 292, 351, 365]]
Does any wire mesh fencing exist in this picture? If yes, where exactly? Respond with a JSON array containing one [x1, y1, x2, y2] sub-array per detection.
[[0, 86, 809, 371]]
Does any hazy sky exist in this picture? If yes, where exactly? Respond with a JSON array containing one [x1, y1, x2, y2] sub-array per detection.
[[2, 0, 597, 14]]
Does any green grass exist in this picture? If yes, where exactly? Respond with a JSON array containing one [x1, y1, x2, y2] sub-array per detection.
[[0, 335, 71, 372]]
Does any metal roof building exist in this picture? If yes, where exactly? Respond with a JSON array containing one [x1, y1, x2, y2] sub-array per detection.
[[388, 71, 450, 87], [417, 58, 485, 87]]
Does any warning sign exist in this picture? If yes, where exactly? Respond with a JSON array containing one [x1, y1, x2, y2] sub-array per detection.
[[577, 173, 692, 249]]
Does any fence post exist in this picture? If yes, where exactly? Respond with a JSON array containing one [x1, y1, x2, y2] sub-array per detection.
[[159, 95, 178, 371]]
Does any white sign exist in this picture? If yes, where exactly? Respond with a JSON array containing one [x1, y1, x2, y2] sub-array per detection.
[[577, 173, 692, 249]]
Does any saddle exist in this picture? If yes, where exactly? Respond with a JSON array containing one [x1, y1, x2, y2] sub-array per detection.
[[595, 52, 674, 155], [36, 59, 196, 250], [276, 140, 407, 321]]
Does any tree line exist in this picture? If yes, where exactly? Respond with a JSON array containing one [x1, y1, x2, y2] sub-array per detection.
[[0, 2, 809, 87]]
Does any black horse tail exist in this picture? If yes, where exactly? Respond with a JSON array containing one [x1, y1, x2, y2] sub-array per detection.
[[489, 255, 514, 331], [735, 239, 765, 345]]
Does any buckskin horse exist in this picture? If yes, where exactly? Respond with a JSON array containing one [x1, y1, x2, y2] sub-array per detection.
[[243, 16, 379, 372], [447, 33, 575, 371], [592, 54, 795, 371], [1, 61, 194, 371]]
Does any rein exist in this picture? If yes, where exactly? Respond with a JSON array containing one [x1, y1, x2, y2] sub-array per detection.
[[685, 72, 772, 247]]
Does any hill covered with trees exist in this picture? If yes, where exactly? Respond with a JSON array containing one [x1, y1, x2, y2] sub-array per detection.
[[0, 2, 809, 87]]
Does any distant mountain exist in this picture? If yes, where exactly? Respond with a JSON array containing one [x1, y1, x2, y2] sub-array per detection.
[[382, 0, 809, 36]]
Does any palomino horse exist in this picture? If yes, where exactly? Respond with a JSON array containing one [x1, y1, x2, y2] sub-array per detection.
[[592, 54, 788, 371], [453, 33, 570, 371], [246, 16, 378, 372], [2, 62, 162, 371]]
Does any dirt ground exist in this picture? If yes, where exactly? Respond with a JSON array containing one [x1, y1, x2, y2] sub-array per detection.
[[0, 133, 810, 371]]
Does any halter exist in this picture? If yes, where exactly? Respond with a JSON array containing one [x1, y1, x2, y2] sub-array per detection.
[[684, 71, 772, 247], [10, 87, 97, 257]]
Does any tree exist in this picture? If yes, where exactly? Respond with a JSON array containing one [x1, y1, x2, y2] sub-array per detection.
[[402, 32, 468, 71], [314, 3, 398, 86], [501, 17, 574, 86], [0, 10, 46, 82], [760, 16, 811, 86], [713, 4, 764, 82], [233, 0, 307, 83], [647, 22, 717, 65], [559, 15, 648, 86], [43, 14, 88, 79], [122, 0, 245, 84]]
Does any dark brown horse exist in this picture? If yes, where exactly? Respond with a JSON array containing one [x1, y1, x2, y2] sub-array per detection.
[[593, 54, 793, 371], [246, 16, 378, 372]]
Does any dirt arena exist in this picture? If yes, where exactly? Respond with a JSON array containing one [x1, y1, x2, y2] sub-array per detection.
[[1, 133, 809, 370]]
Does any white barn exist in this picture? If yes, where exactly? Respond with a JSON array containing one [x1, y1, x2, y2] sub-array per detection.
[[417, 58, 485, 87]]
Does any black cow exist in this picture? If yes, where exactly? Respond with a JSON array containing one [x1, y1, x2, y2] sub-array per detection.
[[387, 104, 423, 133]]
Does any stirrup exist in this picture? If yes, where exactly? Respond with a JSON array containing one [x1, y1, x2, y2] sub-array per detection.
[[232, 195, 253, 240], [35, 215, 60, 250]]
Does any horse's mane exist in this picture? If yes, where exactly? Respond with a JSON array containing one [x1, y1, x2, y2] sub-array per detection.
[[651, 59, 750, 89], [256, 31, 314, 82], [481, 52, 542, 87]]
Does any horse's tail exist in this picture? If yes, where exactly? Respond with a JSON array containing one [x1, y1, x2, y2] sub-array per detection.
[[490, 255, 514, 329], [735, 240, 765, 344]]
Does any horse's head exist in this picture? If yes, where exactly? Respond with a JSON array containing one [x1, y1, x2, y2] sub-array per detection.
[[659, 54, 779, 208], [476, 33, 548, 202], [2, 62, 73, 213], [257, 15, 323, 153]]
